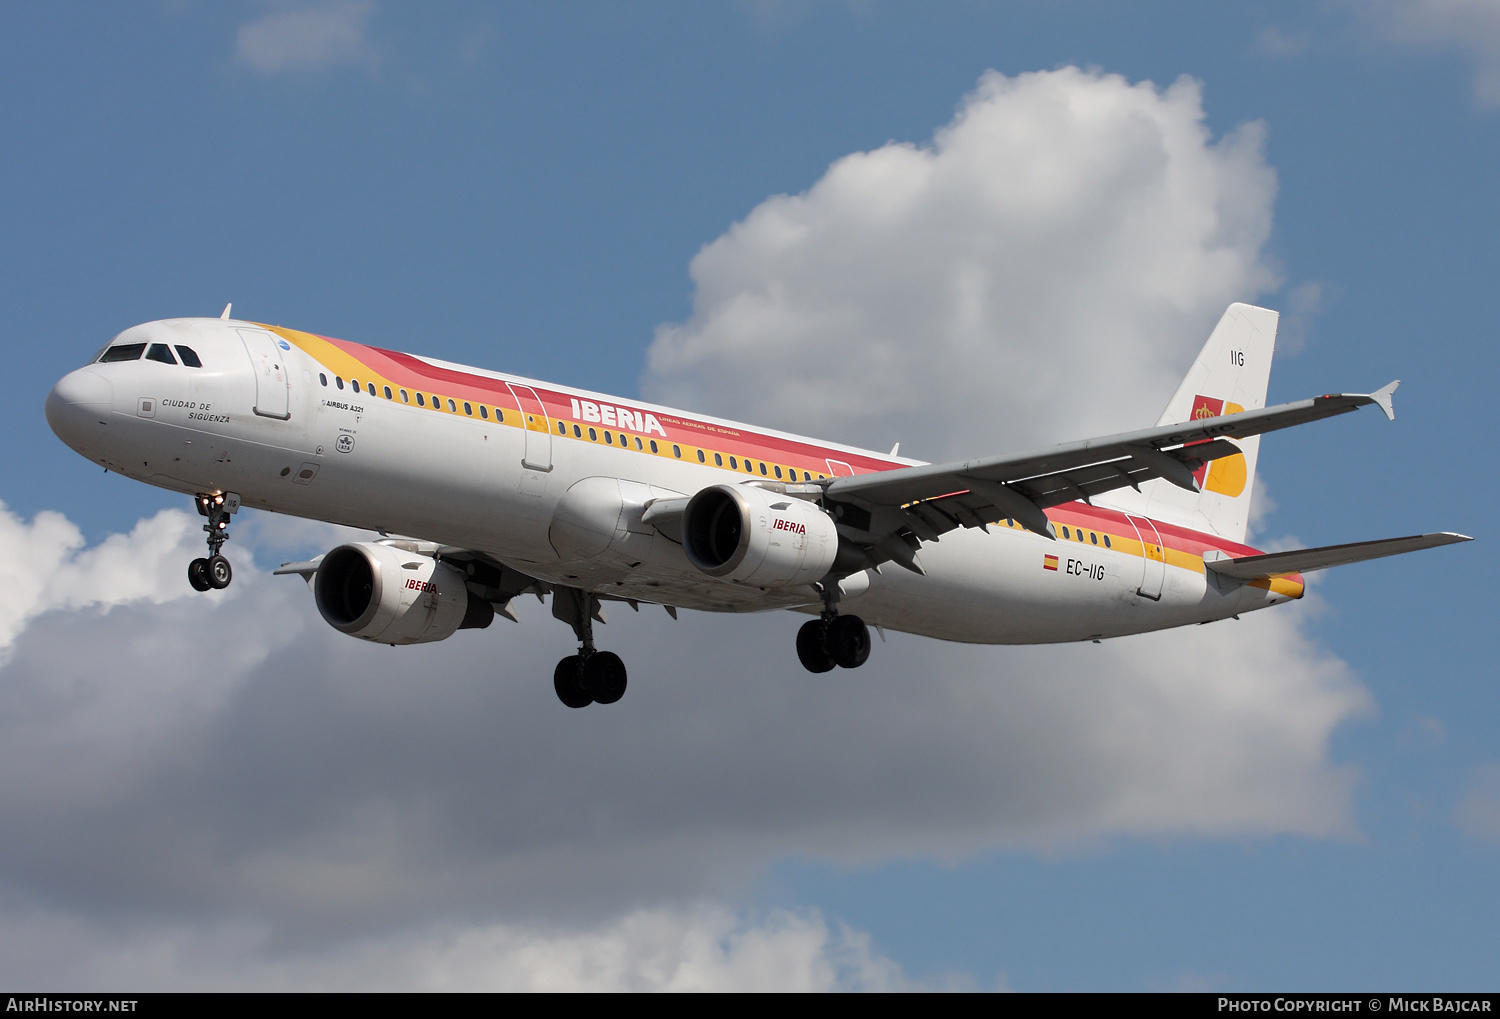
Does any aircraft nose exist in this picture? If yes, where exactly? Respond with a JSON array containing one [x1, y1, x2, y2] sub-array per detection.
[[45, 368, 113, 452]]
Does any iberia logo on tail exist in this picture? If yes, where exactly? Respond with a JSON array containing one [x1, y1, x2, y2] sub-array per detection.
[[1189, 394, 1248, 496]]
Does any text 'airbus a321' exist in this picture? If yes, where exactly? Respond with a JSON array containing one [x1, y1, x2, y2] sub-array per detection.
[[46, 303, 1469, 708]]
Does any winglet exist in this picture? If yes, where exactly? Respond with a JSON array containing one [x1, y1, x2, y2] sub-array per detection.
[[220, 303, 232, 320], [1369, 379, 1399, 422]]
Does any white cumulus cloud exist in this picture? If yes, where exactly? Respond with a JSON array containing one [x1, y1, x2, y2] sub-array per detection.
[[644, 67, 1279, 460], [0, 905, 913, 991], [0, 501, 1368, 988], [0, 502, 210, 658]]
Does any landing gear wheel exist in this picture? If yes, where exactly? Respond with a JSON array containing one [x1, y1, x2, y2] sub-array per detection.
[[553, 655, 592, 709], [582, 651, 628, 704], [187, 558, 211, 592], [796, 619, 835, 673], [206, 554, 233, 590], [191, 493, 239, 593], [827, 615, 871, 669]]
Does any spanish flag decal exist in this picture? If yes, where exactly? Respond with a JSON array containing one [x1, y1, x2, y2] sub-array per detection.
[[1043, 554, 1059, 571]]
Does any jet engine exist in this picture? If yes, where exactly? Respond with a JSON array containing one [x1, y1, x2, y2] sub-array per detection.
[[682, 483, 838, 587], [313, 542, 493, 645]]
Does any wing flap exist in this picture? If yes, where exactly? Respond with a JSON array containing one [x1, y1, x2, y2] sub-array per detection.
[[827, 387, 1397, 513], [1205, 532, 1471, 580], [896, 438, 1243, 540]]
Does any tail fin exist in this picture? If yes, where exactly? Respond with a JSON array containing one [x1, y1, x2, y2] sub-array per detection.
[[1098, 303, 1278, 543]]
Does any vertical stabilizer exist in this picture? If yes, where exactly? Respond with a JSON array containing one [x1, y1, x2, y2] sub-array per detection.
[[1097, 303, 1278, 543]]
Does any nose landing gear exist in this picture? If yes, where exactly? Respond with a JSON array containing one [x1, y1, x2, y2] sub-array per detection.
[[188, 493, 239, 592]]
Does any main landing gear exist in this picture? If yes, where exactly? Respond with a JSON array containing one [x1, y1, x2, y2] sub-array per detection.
[[187, 492, 239, 592], [796, 581, 872, 673], [550, 587, 628, 709]]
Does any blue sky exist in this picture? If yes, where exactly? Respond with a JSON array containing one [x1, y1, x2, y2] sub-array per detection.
[[1, 1, 1496, 990]]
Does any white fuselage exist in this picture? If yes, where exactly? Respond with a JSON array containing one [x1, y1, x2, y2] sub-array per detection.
[[46, 317, 1298, 645]]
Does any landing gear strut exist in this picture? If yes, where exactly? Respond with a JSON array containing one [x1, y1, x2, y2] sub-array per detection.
[[188, 493, 239, 592], [551, 587, 628, 708], [797, 582, 872, 673]]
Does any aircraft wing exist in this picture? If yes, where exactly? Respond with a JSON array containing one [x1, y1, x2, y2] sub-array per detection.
[[823, 383, 1400, 551], [1205, 532, 1472, 581]]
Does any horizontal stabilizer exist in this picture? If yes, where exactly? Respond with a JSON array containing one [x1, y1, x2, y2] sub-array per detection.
[[1205, 532, 1471, 581]]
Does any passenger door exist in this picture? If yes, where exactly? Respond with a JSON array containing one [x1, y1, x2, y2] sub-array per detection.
[[237, 329, 291, 420]]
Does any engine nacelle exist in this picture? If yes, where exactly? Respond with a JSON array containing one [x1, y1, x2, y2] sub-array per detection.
[[313, 542, 493, 645], [682, 484, 838, 587]]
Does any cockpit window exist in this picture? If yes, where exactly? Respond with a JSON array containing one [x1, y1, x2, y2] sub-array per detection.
[[98, 343, 146, 363], [174, 345, 203, 368], [144, 343, 177, 365]]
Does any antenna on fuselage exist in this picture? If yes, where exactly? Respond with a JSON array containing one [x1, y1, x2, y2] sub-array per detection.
[[219, 303, 232, 320]]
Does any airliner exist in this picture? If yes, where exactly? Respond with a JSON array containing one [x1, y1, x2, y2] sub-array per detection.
[[45, 303, 1469, 708]]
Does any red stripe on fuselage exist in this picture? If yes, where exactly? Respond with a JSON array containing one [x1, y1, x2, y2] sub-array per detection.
[[310, 335, 899, 476], [1046, 502, 1263, 558], [306, 334, 1267, 560]]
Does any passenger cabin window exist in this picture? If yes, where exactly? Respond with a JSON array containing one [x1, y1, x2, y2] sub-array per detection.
[[98, 343, 146, 363], [351, 379, 360, 391], [400, 389, 409, 403], [336, 377, 345, 390], [574, 424, 582, 437], [634, 437, 643, 450], [1061, 527, 1070, 539], [1091, 532, 1098, 545], [144, 344, 176, 365], [319, 373, 328, 386], [714, 453, 723, 466], [605, 431, 614, 444], [174, 346, 202, 368], [368, 383, 376, 396], [729, 456, 737, 469], [416, 393, 424, 406], [774, 465, 782, 479], [448, 399, 456, 412], [649, 440, 658, 453], [759, 463, 768, 475], [384, 386, 392, 399], [464, 402, 473, 416], [1103, 535, 1112, 548], [696, 449, 705, 463], [673, 445, 681, 458], [589, 428, 598, 441]]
